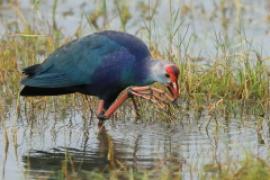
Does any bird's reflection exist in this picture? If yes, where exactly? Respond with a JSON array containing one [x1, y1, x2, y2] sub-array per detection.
[[22, 124, 117, 178], [21, 115, 190, 180]]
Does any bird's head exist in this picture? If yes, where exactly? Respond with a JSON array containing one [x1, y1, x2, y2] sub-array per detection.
[[149, 61, 180, 101], [165, 64, 180, 100]]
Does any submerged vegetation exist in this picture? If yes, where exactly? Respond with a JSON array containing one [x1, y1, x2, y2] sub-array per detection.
[[1, 0, 270, 179], [22, 150, 270, 180]]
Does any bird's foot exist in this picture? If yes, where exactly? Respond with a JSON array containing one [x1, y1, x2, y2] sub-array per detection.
[[97, 112, 108, 121], [127, 86, 175, 108], [97, 113, 108, 128]]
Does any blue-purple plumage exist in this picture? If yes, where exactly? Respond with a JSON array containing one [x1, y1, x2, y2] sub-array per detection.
[[21, 31, 155, 107]]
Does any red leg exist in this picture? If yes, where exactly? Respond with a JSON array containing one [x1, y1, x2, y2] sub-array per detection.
[[104, 90, 130, 118], [97, 100, 105, 115]]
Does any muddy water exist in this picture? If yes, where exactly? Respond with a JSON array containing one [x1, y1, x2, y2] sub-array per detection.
[[0, 105, 269, 179]]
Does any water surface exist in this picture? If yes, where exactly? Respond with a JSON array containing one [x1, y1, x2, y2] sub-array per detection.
[[1, 105, 269, 179]]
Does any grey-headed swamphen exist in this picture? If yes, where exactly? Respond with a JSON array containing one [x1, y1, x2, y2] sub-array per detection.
[[20, 30, 180, 121]]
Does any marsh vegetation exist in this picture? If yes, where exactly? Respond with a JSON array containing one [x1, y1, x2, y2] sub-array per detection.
[[1, 0, 270, 179]]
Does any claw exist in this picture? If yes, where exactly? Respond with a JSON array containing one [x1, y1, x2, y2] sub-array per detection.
[[129, 86, 176, 108], [131, 86, 174, 105]]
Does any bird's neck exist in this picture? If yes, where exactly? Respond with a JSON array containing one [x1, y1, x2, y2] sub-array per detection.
[[134, 59, 167, 86], [147, 59, 165, 82]]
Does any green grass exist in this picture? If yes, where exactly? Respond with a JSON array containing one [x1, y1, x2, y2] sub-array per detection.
[[0, 1, 269, 118], [1, 27, 269, 120], [1, 1, 270, 179], [202, 155, 270, 180], [0, 1, 268, 112]]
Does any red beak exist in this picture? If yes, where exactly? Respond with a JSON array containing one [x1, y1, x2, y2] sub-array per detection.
[[167, 81, 179, 101]]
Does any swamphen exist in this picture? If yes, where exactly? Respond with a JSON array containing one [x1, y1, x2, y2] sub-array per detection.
[[20, 30, 180, 120]]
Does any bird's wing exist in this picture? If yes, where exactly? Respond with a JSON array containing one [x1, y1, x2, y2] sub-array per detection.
[[21, 34, 125, 88], [89, 47, 137, 87], [21, 72, 71, 87]]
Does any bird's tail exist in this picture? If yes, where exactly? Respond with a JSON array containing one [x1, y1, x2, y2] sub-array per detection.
[[22, 64, 42, 76], [20, 86, 76, 96]]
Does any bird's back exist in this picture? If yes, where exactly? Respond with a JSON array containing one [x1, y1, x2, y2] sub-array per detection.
[[97, 31, 150, 60]]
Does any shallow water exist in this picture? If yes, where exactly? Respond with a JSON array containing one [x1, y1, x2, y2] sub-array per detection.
[[1, 0, 270, 179], [0, 104, 270, 179]]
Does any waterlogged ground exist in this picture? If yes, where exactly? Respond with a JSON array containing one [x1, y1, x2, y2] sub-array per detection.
[[1, 0, 270, 179], [1, 105, 270, 179]]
